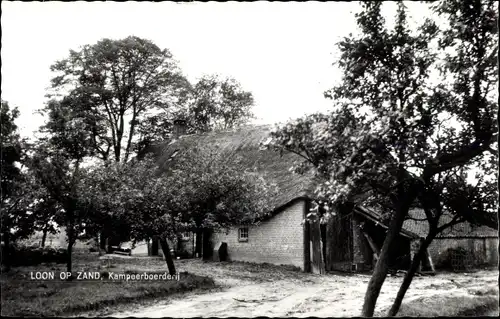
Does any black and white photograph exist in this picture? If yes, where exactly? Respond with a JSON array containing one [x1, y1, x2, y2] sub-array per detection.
[[1, 0, 498, 317]]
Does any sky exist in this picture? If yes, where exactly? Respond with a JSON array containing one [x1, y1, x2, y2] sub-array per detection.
[[2, 1, 430, 139]]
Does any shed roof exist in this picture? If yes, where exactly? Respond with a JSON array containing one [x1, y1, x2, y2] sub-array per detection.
[[403, 209, 498, 238], [355, 206, 420, 239]]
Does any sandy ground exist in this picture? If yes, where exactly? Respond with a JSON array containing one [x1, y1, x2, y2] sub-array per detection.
[[107, 259, 498, 318]]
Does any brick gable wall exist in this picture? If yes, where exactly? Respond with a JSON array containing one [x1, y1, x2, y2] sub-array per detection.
[[211, 199, 306, 269]]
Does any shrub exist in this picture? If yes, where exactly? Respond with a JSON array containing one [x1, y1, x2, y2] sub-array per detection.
[[2, 245, 68, 267]]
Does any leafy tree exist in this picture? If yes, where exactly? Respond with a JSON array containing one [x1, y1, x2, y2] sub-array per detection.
[[1, 101, 23, 244], [164, 146, 276, 236], [30, 100, 96, 275], [270, 1, 497, 316], [1, 101, 22, 197], [86, 147, 276, 275], [388, 159, 497, 316], [30, 192, 62, 248], [135, 74, 255, 153], [48, 36, 190, 163], [387, 1, 498, 314], [77, 158, 134, 253], [180, 74, 254, 133], [1, 100, 37, 269]]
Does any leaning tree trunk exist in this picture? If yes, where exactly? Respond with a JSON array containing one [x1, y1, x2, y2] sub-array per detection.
[[362, 203, 410, 317], [159, 238, 176, 275], [388, 231, 436, 316]]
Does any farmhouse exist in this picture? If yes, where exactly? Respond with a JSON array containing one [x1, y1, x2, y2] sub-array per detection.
[[143, 123, 430, 274], [22, 122, 498, 274]]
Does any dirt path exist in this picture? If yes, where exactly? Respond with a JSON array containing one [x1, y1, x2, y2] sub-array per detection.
[[108, 260, 498, 317]]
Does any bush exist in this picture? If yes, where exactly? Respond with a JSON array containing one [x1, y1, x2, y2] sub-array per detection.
[[2, 244, 68, 267]]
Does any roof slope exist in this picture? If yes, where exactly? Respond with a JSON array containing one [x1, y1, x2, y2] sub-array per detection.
[[149, 125, 316, 211], [147, 125, 499, 239], [403, 209, 498, 238], [355, 206, 420, 239]]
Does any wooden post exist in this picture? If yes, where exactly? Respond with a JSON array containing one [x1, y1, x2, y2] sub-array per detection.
[[310, 215, 326, 274], [303, 200, 312, 272], [304, 220, 311, 272], [362, 232, 380, 258], [426, 248, 435, 273]]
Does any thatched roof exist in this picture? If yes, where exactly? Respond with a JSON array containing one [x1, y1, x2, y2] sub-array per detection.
[[147, 125, 499, 240], [403, 209, 498, 238], [147, 125, 316, 212]]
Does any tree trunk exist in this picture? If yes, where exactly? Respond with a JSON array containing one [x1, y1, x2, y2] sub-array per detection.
[[361, 203, 410, 317], [202, 229, 213, 260], [151, 236, 159, 256], [3, 232, 12, 271], [96, 235, 103, 256], [388, 232, 436, 316], [146, 237, 151, 256], [66, 224, 75, 280], [99, 232, 106, 250], [41, 227, 48, 248], [159, 238, 176, 275]]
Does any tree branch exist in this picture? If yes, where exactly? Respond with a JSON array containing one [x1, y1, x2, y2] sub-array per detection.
[[437, 214, 464, 233], [423, 133, 497, 178]]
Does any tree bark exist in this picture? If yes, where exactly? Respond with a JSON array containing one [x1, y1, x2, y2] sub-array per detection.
[[159, 238, 176, 275], [387, 232, 436, 316], [361, 202, 411, 317]]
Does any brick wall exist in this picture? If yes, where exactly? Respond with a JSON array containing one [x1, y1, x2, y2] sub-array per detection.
[[428, 237, 499, 268], [211, 199, 306, 270]]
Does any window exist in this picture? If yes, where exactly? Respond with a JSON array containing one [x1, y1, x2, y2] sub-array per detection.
[[238, 227, 248, 242]]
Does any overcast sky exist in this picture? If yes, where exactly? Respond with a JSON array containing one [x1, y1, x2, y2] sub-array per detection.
[[2, 1, 430, 138]]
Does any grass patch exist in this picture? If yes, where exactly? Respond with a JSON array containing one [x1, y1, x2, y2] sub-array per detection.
[[397, 294, 499, 317], [1, 253, 215, 317]]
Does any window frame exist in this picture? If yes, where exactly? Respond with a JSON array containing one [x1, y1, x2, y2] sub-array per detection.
[[181, 232, 190, 241], [238, 227, 249, 242]]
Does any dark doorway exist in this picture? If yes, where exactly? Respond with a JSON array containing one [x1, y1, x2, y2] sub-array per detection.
[[195, 230, 203, 258], [151, 237, 159, 256], [202, 229, 213, 260]]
